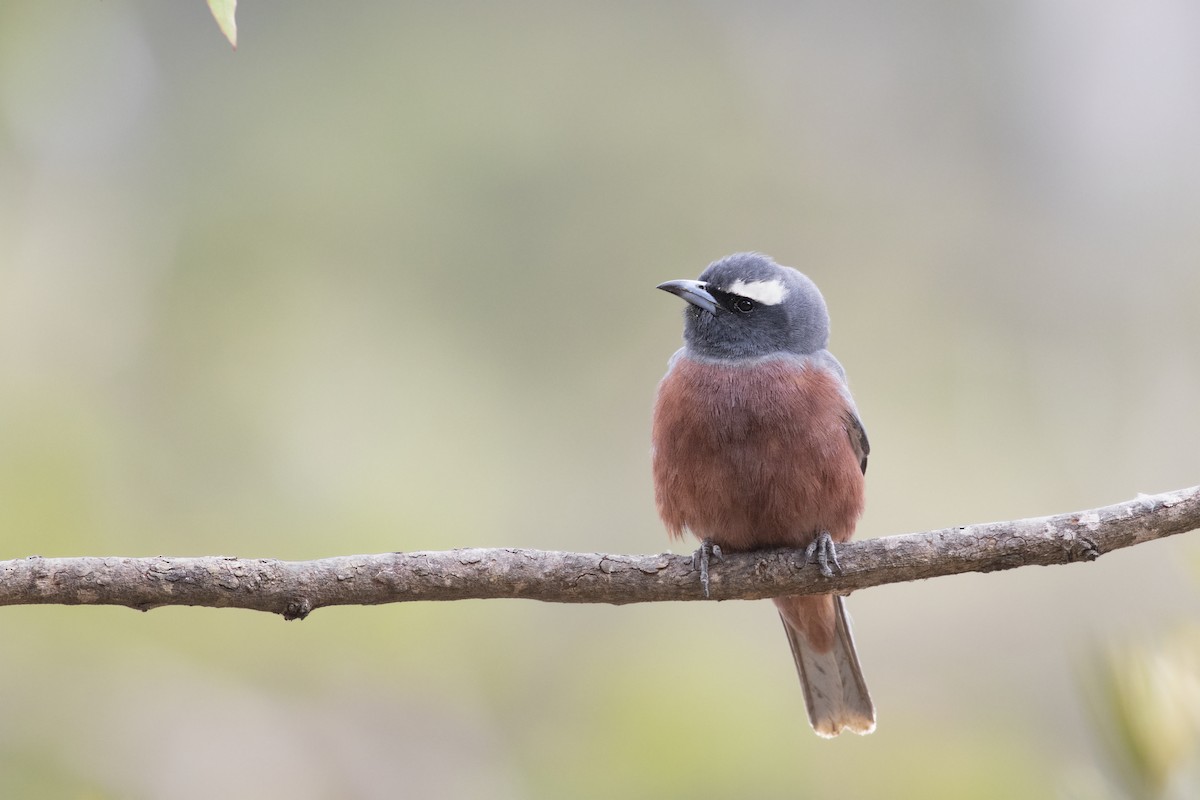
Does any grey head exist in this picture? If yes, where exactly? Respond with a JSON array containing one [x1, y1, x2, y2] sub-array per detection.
[[658, 252, 831, 360]]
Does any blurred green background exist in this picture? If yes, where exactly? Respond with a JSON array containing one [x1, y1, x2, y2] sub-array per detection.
[[2, 2, 1199, 798]]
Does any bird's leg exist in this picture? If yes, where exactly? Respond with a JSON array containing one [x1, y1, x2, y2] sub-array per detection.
[[804, 531, 841, 578], [691, 539, 723, 598]]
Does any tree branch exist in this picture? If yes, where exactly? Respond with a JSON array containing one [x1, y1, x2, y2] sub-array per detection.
[[2, 486, 1197, 620]]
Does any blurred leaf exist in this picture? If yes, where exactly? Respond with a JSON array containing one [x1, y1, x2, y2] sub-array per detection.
[[206, 0, 237, 49], [1086, 631, 1200, 799]]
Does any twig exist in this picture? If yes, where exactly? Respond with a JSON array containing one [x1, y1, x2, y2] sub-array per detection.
[[2, 486, 1196, 620]]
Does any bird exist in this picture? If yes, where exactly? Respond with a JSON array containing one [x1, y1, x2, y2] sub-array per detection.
[[651, 252, 875, 738]]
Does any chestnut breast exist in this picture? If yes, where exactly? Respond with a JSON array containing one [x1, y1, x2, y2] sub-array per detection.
[[652, 353, 865, 552]]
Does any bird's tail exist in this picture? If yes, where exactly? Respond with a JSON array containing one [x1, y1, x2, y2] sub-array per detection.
[[775, 593, 875, 737]]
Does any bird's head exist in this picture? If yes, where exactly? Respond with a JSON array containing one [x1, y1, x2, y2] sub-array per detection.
[[658, 252, 831, 360]]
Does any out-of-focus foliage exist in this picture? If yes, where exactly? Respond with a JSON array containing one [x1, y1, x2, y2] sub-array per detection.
[[1, 1, 1199, 798], [1084, 630, 1200, 800], [205, 0, 237, 49]]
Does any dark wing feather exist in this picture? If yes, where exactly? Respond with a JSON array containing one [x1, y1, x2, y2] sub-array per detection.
[[844, 411, 870, 475]]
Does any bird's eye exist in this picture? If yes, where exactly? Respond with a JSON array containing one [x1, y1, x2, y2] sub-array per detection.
[[733, 298, 755, 313]]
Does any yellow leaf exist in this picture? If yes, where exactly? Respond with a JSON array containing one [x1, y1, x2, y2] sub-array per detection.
[[206, 0, 238, 49]]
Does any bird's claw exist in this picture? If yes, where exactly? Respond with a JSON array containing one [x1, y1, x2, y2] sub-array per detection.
[[804, 531, 841, 578], [691, 539, 723, 598]]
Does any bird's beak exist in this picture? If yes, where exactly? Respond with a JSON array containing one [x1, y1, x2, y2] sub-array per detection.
[[657, 280, 718, 315]]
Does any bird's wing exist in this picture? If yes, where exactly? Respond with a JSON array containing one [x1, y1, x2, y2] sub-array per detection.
[[844, 409, 870, 475], [813, 350, 870, 475]]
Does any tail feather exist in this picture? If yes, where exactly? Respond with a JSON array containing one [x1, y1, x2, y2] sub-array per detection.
[[777, 594, 875, 737]]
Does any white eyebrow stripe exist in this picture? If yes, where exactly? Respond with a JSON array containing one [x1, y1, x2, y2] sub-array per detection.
[[727, 278, 788, 306]]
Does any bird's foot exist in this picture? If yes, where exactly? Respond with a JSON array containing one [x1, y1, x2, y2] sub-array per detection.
[[691, 539, 723, 598], [804, 531, 841, 578]]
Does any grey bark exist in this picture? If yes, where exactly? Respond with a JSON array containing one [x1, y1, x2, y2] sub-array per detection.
[[2, 486, 1196, 620]]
